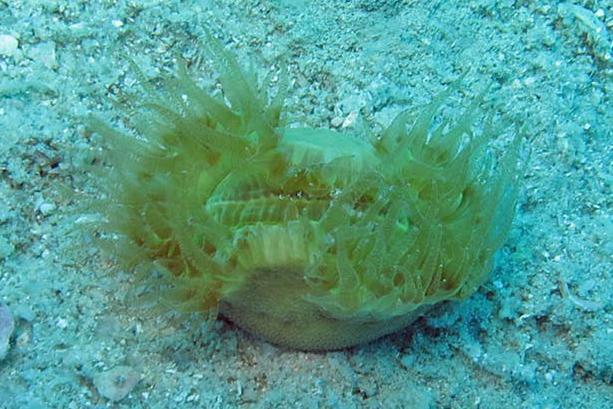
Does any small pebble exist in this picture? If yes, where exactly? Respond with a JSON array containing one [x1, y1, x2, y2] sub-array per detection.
[[27, 41, 58, 69], [400, 353, 416, 368], [331, 116, 344, 128], [38, 202, 56, 216], [0, 302, 15, 360], [0, 34, 18, 57], [341, 111, 358, 128], [94, 366, 140, 402], [558, 3, 611, 61]]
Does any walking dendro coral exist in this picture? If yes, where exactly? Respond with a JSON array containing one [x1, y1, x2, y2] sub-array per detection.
[[89, 35, 521, 351]]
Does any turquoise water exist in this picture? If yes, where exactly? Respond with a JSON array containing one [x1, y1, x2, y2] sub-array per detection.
[[0, 1, 611, 408]]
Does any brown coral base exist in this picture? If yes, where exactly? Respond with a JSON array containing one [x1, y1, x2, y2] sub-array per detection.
[[219, 266, 429, 351]]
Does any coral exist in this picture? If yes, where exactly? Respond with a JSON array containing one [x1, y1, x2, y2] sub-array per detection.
[[89, 34, 521, 351]]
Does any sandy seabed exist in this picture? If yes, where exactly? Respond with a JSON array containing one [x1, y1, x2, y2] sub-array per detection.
[[0, 1, 611, 408]]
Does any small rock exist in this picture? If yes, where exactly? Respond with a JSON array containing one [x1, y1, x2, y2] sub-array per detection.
[[558, 3, 611, 61], [341, 111, 358, 128], [94, 366, 140, 402], [0, 302, 15, 360], [14, 326, 30, 348], [400, 353, 416, 368], [27, 41, 58, 69], [38, 201, 56, 216], [0, 34, 18, 57], [330, 116, 344, 128]]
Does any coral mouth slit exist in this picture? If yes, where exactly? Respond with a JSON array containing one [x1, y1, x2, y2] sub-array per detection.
[[90, 35, 520, 351]]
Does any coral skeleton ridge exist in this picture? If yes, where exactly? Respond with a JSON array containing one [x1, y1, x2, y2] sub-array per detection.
[[89, 35, 520, 351]]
